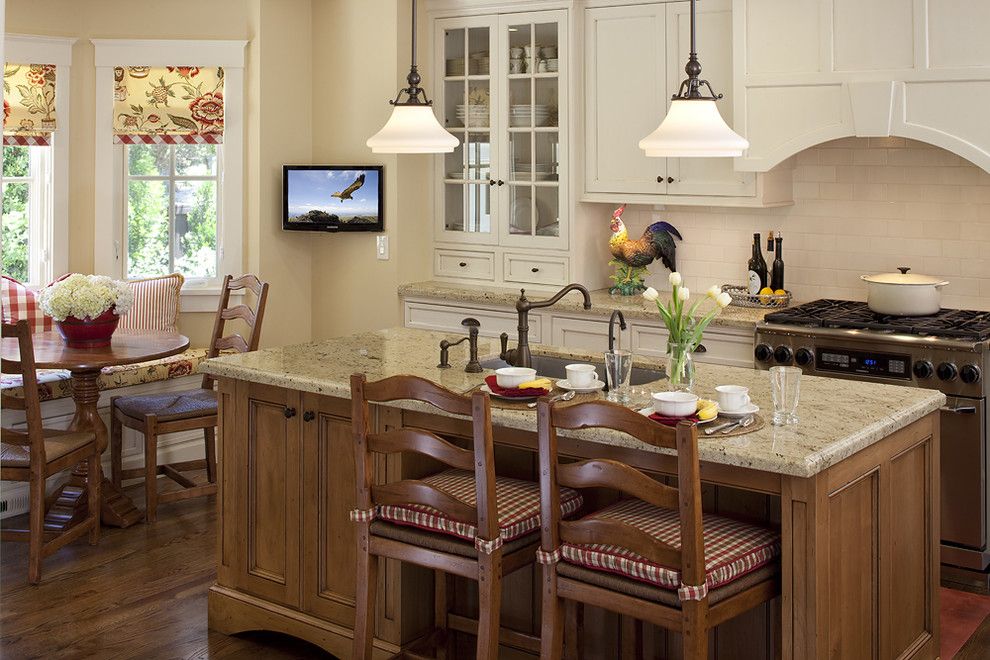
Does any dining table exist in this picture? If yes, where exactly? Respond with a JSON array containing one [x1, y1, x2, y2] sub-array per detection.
[[1, 329, 190, 528]]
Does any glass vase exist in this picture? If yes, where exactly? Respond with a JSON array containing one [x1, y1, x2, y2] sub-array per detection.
[[666, 340, 696, 392]]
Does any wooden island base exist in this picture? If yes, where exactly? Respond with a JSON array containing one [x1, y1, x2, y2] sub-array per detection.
[[208, 378, 940, 659]]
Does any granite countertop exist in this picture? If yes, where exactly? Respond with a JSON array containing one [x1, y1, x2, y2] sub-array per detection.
[[201, 327, 945, 479], [398, 280, 774, 330]]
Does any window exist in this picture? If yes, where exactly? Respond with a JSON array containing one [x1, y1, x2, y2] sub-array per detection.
[[1, 145, 52, 285], [123, 143, 221, 281]]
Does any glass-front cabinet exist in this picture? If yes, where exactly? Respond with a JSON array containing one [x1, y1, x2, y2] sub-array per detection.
[[435, 10, 567, 250]]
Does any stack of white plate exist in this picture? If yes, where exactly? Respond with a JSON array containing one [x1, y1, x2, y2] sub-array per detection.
[[455, 104, 489, 127], [446, 59, 465, 76], [509, 104, 551, 127]]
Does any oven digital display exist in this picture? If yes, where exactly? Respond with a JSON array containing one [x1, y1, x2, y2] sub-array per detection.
[[816, 348, 912, 379]]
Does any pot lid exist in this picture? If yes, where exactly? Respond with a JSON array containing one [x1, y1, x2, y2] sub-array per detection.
[[861, 266, 948, 286]]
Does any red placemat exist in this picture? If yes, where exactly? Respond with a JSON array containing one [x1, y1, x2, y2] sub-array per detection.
[[484, 375, 549, 398]]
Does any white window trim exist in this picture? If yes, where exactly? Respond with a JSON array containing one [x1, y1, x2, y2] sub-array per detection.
[[92, 39, 246, 313], [5, 34, 74, 284]]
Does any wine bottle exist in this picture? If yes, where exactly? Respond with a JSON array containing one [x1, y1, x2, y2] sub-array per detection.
[[747, 233, 768, 295], [771, 235, 785, 291]]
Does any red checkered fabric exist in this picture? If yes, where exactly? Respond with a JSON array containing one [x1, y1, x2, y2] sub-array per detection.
[[377, 468, 583, 545], [3, 135, 51, 147], [536, 547, 562, 565], [349, 508, 375, 523], [114, 134, 222, 145], [560, 499, 780, 595], [0, 276, 53, 333], [678, 582, 709, 601]]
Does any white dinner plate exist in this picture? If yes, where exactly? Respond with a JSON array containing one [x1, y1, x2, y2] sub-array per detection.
[[637, 407, 716, 425], [717, 403, 760, 418], [555, 379, 605, 393], [481, 383, 541, 402]]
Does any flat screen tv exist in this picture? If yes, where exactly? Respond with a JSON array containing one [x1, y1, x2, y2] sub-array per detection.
[[282, 165, 384, 232]]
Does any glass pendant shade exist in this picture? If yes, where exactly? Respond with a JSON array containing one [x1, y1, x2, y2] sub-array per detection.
[[639, 99, 749, 158], [367, 105, 458, 154]]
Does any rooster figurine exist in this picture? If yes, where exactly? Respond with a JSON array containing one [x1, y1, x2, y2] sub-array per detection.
[[607, 204, 683, 295]]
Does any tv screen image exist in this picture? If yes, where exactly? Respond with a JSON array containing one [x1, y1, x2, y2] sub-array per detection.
[[283, 165, 384, 232]]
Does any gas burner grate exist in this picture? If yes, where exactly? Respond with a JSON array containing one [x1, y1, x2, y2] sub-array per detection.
[[765, 300, 990, 341]]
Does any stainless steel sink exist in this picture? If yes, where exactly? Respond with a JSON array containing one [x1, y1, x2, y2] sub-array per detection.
[[479, 355, 666, 386]]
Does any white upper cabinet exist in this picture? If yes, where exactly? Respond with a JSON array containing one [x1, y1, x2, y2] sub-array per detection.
[[735, 0, 990, 173], [583, 0, 787, 207]]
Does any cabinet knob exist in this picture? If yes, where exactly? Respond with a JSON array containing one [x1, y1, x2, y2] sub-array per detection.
[[497, 179, 505, 186], [458, 261, 467, 267], [303, 410, 315, 422], [667, 176, 674, 184], [657, 175, 663, 183], [531, 267, 540, 273], [284, 407, 297, 419], [489, 179, 496, 186]]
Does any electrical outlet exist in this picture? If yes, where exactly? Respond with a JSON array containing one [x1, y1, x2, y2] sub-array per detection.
[[376, 235, 389, 260]]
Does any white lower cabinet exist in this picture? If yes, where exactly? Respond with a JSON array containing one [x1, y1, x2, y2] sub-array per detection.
[[630, 322, 755, 369], [549, 316, 628, 354]]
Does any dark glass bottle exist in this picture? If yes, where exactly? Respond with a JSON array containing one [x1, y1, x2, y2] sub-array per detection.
[[747, 232, 768, 294], [771, 236, 785, 291]]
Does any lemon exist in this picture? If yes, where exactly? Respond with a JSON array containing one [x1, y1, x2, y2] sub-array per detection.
[[758, 287, 774, 305], [774, 289, 786, 296]]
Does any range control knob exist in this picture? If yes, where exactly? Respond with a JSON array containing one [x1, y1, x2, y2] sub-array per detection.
[[774, 345, 794, 364], [961, 364, 982, 384], [754, 344, 774, 363], [912, 360, 934, 379], [937, 362, 958, 381], [795, 348, 814, 366]]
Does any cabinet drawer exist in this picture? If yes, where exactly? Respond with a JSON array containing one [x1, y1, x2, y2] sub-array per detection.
[[435, 249, 495, 281], [405, 301, 542, 344], [630, 323, 755, 368], [503, 253, 569, 286], [550, 316, 628, 354]]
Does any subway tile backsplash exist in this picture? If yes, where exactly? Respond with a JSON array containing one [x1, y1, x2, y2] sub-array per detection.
[[623, 137, 990, 311]]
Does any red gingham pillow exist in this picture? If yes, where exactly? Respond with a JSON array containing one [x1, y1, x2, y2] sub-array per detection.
[[0, 276, 53, 333], [560, 498, 780, 592], [377, 468, 583, 544], [117, 273, 184, 332]]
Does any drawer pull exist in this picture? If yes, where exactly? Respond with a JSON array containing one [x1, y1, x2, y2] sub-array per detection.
[[303, 410, 315, 422], [531, 267, 540, 273], [459, 262, 467, 267], [667, 176, 674, 183], [283, 407, 297, 419]]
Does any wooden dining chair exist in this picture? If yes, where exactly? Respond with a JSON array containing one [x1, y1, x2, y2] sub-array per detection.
[[109, 274, 269, 522], [1, 320, 101, 584], [350, 373, 583, 660], [536, 399, 781, 659]]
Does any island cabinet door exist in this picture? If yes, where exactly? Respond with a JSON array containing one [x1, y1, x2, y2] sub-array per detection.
[[222, 381, 303, 609], [300, 393, 358, 626]]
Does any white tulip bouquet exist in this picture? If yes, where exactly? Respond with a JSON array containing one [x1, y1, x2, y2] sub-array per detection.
[[38, 274, 133, 322], [643, 272, 731, 389]]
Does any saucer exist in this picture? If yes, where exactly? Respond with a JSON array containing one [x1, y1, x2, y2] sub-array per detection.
[[481, 383, 540, 402], [637, 407, 716, 425], [556, 379, 606, 393], [718, 403, 760, 418]]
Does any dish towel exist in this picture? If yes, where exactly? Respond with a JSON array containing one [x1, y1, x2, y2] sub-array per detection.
[[484, 375, 549, 398]]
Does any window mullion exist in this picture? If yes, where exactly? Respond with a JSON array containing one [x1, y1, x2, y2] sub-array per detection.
[[169, 145, 176, 274]]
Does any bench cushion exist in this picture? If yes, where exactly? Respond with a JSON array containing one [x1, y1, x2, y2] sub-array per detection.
[[376, 468, 583, 545], [560, 498, 780, 592], [0, 348, 209, 401], [1, 276, 52, 333]]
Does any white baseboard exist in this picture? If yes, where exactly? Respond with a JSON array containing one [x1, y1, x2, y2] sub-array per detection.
[[0, 375, 211, 520]]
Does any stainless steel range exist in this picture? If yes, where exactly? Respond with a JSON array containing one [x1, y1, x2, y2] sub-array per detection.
[[755, 299, 990, 587]]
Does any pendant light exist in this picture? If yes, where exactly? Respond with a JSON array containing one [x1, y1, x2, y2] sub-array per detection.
[[639, 0, 748, 158], [367, 0, 458, 154]]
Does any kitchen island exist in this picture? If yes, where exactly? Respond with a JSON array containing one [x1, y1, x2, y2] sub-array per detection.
[[202, 327, 944, 659]]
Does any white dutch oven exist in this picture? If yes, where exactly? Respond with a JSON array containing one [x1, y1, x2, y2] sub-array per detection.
[[861, 267, 949, 316]]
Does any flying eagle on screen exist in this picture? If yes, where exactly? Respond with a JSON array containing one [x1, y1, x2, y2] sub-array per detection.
[[331, 174, 365, 202]]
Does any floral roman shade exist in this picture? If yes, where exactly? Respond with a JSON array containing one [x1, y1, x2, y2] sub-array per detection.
[[113, 66, 224, 144], [3, 63, 57, 146]]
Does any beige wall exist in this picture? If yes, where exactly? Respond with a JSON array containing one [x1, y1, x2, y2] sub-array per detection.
[[620, 138, 990, 310]]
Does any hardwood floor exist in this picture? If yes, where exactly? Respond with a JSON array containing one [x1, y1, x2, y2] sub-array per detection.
[[1, 477, 333, 660]]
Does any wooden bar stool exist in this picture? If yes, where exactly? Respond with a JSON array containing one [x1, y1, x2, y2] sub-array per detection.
[[350, 374, 583, 660], [109, 274, 269, 521], [535, 399, 781, 659], [1, 320, 101, 584]]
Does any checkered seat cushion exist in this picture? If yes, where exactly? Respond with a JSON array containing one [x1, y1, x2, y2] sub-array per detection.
[[560, 499, 780, 593], [376, 468, 583, 545]]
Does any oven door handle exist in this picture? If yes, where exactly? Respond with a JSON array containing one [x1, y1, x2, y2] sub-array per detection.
[[941, 405, 977, 414]]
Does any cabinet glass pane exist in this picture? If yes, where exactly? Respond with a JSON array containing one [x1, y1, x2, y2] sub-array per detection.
[[444, 28, 466, 76], [465, 133, 491, 181], [468, 27, 490, 75], [508, 184, 533, 236], [510, 132, 531, 182], [466, 183, 492, 234], [507, 24, 533, 73], [509, 79, 531, 127], [443, 80, 464, 130], [464, 81, 491, 129], [534, 78, 558, 127], [535, 185, 559, 237], [444, 184, 464, 232], [535, 132, 559, 182], [445, 141, 465, 181]]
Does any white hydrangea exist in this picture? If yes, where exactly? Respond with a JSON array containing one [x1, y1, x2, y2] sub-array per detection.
[[37, 274, 133, 322]]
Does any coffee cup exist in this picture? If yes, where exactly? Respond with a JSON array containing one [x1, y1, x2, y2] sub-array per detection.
[[715, 385, 751, 412], [651, 391, 699, 418], [565, 363, 598, 388]]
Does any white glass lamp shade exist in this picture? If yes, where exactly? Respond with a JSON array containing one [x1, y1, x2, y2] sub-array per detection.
[[639, 99, 749, 158], [367, 104, 459, 154]]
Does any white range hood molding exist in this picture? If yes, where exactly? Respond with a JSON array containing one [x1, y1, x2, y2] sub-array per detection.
[[732, 0, 990, 174]]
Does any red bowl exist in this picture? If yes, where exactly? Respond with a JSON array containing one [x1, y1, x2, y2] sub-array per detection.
[[55, 308, 120, 348]]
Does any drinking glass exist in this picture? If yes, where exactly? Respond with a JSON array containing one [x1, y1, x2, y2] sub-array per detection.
[[604, 349, 633, 404], [770, 366, 801, 425]]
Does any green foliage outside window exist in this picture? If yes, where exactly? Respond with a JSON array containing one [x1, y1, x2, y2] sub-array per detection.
[[2, 147, 32, 283]]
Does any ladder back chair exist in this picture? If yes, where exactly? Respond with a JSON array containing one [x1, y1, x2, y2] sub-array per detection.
[[1, 320, 101, 584], [109, 274, 269, 522], [350, 373, 583, 660], [536, 399, 781, 659]]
